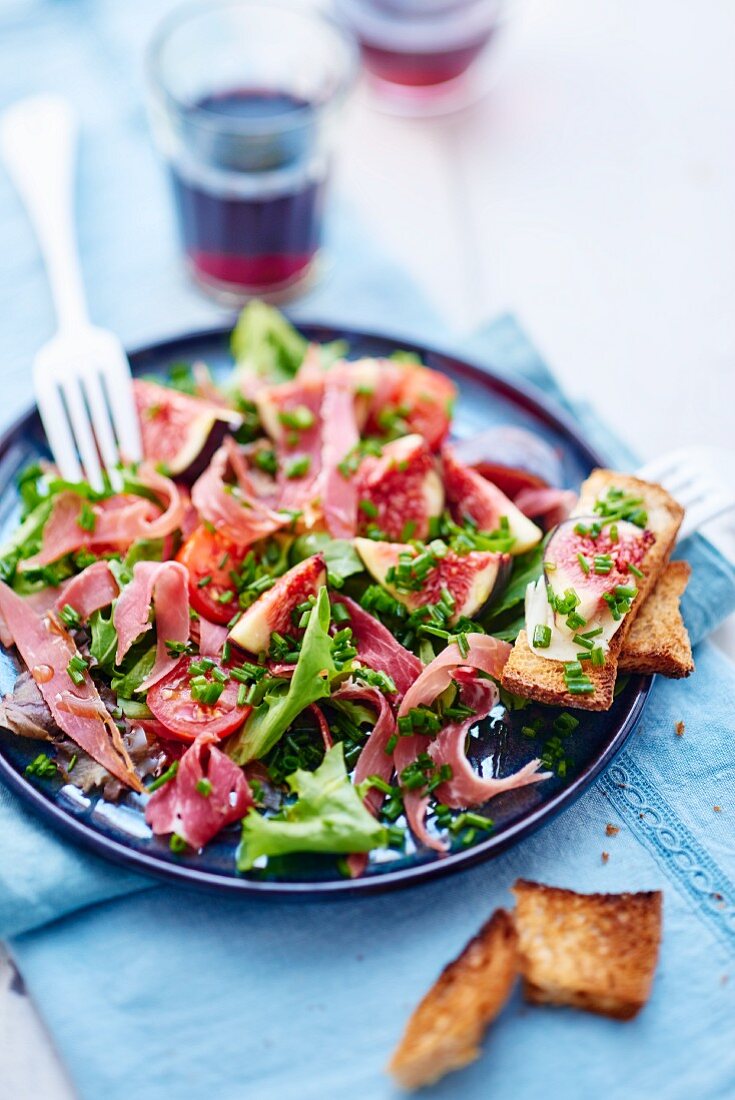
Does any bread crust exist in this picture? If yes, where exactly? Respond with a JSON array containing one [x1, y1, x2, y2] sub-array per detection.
[[388, 909, 518, 1089], [512, 879, 662, 1020], [501, 469, 685, 710], [619, 560, 693, 678]]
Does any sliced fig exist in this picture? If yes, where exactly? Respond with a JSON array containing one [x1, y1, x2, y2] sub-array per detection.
[[354, 538, 511, 622], [356, 434, 444, 541], [442, 444, 542, 554], [228, 554, 327, 655], [134, 379, 239, 482], [452, 426, 564, 496], [543, 517, 653, 620]]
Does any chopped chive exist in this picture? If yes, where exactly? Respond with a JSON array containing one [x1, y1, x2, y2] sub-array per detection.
[[197, 574, 212, 588], [147, 761, 179, 793], [533, 624, 552, 648], [66, 653, 88, 686], [278, 405, 314, 431], [577, 553, 590, 574], [358, 498, 379, 518], [285, 455, 311, 480], [628, 563, 644, 578]]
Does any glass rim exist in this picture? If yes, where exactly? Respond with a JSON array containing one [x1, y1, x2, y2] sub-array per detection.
[[146, 0, 359, 134]]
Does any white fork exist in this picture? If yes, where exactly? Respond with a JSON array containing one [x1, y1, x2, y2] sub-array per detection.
[[637, 447, 735, 542], [0, 95, 141, 492]]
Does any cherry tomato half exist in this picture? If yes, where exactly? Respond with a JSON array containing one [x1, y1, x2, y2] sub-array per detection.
[[147, 657, 251, 742], [177, 524, 245, 624]]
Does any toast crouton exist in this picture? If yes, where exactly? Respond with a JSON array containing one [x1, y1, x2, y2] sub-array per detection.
[[388, 909, 518, 1089], [502, 470, 684, 710], [619, 560, 693, 678], [512, 880, 662, 1019]]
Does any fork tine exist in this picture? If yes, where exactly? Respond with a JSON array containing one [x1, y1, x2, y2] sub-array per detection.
[[679, 493, 735, 541], [60, 374, 104, 492], [33, 363, 84, 482], [100, 349, 142, 464], [81, 366, 122, 491], [635, 453, 685, 483]]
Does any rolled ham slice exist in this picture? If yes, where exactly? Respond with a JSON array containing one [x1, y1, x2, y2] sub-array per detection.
[[320, 375, 360, 539], [113, 561, 190, 692], [394, 634, 548, 850], [191, 445, 287, 543], [21, 466, 184, 571], [0, 582, 142, 791], [54, 561, 119, 621], [145, 733, 252, 850], [332, 595, 422, 699]]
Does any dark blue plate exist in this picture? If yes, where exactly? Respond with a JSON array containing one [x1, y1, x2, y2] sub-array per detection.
[[0, 324, 650, 896]]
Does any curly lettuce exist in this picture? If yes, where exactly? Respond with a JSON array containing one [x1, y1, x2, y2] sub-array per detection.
[[237, 742, 387, 871]]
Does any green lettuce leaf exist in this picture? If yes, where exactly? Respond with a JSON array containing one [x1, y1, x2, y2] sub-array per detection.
[[227, 587, 336, 765], [290, 533, 364, 585], [0, 497, 55, 583], [231, 301, 308, 385], [90, 606, 155, 696], [236, 742, 387, 870]]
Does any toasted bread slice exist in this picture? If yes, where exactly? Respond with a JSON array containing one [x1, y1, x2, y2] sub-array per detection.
[[502, 470, 684, 710], [619, 560, 693, 678], [512, 880, 662, 1020], [388, 909, 518, 1090]]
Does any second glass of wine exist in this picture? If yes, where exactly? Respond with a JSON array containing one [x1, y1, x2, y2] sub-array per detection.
[[147, 0, 357, 303]]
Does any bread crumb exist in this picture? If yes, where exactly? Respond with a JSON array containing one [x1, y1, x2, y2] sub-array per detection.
[[601, 851, 609, 864], [605, 824, 620, 837], [675, 721, 685, 736], [714, 806, 722, 813]]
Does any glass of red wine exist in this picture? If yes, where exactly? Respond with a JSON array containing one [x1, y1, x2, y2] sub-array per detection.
[[335, 0, 505, 115], [147, 0, 357, 302]]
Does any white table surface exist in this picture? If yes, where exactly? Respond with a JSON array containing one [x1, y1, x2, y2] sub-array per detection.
[[3, 0, 735, 1095]]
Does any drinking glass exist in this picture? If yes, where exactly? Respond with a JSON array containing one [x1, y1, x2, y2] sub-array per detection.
[[335, 0, 505, 115], [147, 0, 357, 302]]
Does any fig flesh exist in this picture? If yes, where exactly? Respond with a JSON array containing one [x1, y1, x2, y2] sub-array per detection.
[[356, 434, 444, 542], [355, 538, 511, 623], [228, 554, 327, 655], [134, 379, 239, 482], [442, 444, 542, 554]]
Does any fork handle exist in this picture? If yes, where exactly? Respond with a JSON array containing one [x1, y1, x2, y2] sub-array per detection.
[[0, 95, 89, 331]]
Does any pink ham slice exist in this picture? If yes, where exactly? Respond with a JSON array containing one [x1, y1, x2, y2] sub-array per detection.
[[429, 669, 549, 807], [197, 617, 228, 660], [113, 561, 190, 692], [21, 466, 184, 571], [514, 486, 577, 529], [0, 582, 142, 790], [320, 375, 360, 539], [191, 445, 287, 543], [394, 634, 548, 851], [332, 595, 422, 699], [145, 732, 252, 850], [332, 680, 397, 878], [54, 561, 119, 621]]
